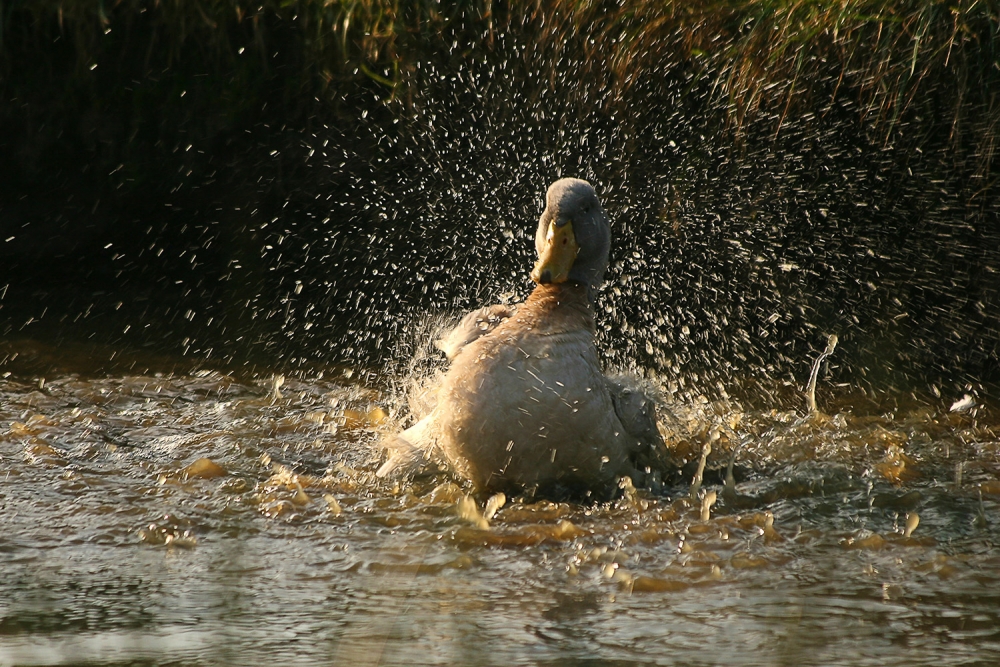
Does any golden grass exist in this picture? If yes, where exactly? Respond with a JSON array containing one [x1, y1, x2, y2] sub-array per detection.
[[3, 1, 997, 169]]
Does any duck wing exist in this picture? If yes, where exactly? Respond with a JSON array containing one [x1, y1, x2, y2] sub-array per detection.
[[434, 304, 517, 360], [606, 376, 670, 474], [376, 413, 438, 478], [379, 305, 517, 479]]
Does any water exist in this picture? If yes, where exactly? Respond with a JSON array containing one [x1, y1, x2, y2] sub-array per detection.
[[2, 339, 999, 666], [4, 8, 1000, 665]]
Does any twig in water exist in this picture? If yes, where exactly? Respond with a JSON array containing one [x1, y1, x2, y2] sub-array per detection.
[[723, 443, 740, 499], [700, 490, 717, 521], [975, 489, 988, 529], [689, 440, 712, 501], [805, 334, 838, 414], [269, 374, 285, 402]]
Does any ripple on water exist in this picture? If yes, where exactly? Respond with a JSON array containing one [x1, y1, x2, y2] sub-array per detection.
[[2, 361, 1000, 665]]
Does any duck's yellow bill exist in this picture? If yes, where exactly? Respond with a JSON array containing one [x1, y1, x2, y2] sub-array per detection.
[[531, 220, 580, 284]]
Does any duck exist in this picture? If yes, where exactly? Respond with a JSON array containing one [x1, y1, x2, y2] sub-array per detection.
[[378, 178, 665, 496]]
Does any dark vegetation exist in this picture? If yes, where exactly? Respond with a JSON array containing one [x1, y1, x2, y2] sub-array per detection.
[[1, 1, 999, 397]]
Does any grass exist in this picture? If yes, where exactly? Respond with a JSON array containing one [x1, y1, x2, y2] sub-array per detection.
[[3, 0, 996, 235], [1, 1, 998, 378], [5, 1, 998, 112]]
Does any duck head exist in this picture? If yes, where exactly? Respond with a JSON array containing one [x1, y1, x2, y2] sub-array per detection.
[[531, 178, 610, 292]]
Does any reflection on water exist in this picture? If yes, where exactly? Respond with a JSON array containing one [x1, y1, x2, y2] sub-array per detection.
[[1, 341, 999, 666]]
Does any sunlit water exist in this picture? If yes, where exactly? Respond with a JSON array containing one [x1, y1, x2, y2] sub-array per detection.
[[2, 340, 999, 666]]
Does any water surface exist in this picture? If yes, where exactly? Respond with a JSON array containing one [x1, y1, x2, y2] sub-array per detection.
[[1, 340, 999, 666]]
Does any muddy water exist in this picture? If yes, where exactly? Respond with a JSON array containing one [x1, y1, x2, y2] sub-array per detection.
[[1, 341, 999, 666]]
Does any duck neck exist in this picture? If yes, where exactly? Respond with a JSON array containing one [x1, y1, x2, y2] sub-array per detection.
[[522, 282, 596, 333]]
